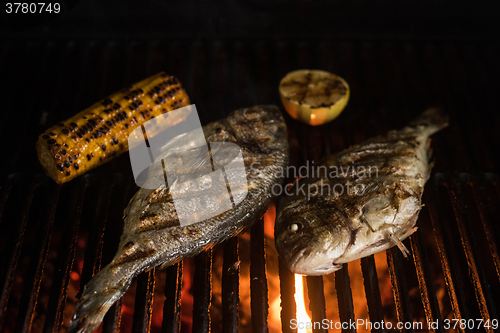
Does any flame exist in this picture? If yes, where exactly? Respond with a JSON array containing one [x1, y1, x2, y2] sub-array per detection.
[[270, 296, 282, 328], [263, 204, 284, 332], [294, 274, 312, 333]]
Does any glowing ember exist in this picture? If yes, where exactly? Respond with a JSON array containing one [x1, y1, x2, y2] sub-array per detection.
[[270, 296, 282, 331], [294, 274, 312, 333], [263, 205, 283, 333]]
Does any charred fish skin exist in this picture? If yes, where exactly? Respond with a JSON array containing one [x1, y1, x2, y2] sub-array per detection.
[[69, 105, 289, 333], [275, 108, 448, 276]]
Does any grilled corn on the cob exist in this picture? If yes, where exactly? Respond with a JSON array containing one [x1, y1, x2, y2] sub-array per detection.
[[36, 72, 190, 184]]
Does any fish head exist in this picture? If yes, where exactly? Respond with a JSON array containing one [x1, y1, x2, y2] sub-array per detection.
[[275, 196, 351, 275]]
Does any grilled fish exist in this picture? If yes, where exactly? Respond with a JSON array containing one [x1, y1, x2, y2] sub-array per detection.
[[69, 105, 289, 333], [275, 109, 448, 276]]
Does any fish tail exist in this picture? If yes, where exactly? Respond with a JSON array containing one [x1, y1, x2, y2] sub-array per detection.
[[409, 108, 449, 135], [69, 264, 132, 333]]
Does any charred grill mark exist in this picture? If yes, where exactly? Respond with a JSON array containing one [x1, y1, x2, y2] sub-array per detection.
[[137, 211, 179, 233], [365, 133, 419, 146], [146, 188, 172, 204], [335, 136, 420, 164], [114, 247, 156, 265], [169, 231, 183, 242], [339, 148, 417, 164], [183, 226, 201, 236], [139, 211, 158, 221]]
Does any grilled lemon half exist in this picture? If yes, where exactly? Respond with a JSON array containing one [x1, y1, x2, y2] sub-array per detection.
[[279, 69, 349, 126]]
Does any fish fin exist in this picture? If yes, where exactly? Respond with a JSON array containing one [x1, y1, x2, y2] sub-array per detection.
[[69, 265, 133, 333], [333, 262, 344, 271], [410, 226, 419, 235], [390, 233, 410, 258], [401, 215, 411, 226], [409, 107, 449, 135], [427, 140, 434, 160]]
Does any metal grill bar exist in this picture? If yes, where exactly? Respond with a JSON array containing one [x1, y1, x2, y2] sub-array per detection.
[[429, 173, 470, 328], [162, 263, 183, 333], [409, 227, 443, 333], [278, 260, 296, 333], [475, 174, 500, 279], [449, 174, 497, 328], [306, 276, 327, 333], [0, 175, 16, 309], [192, 250, 213, 333], [360, 256, 386, 333], [335, 266, 355, 333], [43, 176, 92, 333], [103, 299, 122, 333], [221, 236, 239, 333], [0, 175, 16, 249], [15, 177, 60, 333], [132, 269, 156, 333], [0, 177, 37, 329], [250, 218, 269, 333], [386, 248, 414, 333], [102, 176, 135, 333], [79, 179, 114, 290]]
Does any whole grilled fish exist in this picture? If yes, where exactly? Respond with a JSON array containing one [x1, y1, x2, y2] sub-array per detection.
[[275, 109, 447, 276], [69, 105, 289, 333]]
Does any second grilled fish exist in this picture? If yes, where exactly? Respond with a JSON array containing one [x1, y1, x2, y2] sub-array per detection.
[[275, 109, 447, 275], [69, 105, 289, 333]]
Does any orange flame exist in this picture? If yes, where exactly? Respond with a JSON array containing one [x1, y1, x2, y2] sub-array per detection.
[[294, 274, 312, 333]]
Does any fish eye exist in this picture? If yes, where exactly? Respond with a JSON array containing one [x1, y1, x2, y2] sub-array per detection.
[[289, 223, 302, 233], [124, 241, 135, 250], [215, 127, 224, 134]]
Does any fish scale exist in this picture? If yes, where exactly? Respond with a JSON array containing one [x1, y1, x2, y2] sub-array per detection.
[[275, 108, 448, 276]]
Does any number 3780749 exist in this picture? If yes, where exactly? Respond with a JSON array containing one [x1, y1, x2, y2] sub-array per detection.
[[6, 3, 60, 14]]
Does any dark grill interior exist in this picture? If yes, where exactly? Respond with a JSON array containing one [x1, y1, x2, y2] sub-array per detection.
[[1, 2, 500, 332]]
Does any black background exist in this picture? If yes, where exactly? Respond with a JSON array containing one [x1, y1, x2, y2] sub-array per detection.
[[2, 0, 500, 40]]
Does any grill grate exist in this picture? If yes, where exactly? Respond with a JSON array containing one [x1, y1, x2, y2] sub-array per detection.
[[0, 40, 499, 333]]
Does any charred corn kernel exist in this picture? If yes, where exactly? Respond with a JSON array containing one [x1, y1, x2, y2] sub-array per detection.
[[279, 69, 349, 126], [36, 72, 190, 184]]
